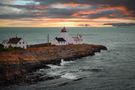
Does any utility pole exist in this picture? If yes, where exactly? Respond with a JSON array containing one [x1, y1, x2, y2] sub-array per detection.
[[47, 34, 49, 43]]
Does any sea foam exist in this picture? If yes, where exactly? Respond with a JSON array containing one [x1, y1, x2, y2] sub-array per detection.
[[46, 64, 62, 69], [60, 59, 73, 66], [61, 73, 78, 80]]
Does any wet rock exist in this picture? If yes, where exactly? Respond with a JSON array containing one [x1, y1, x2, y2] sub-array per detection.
[[0, 44, 107, 85]]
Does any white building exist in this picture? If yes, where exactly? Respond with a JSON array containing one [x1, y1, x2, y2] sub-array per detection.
[[51, 27, 83, 45], [72, 34, 83, 44], [2, 37, 27, 49]]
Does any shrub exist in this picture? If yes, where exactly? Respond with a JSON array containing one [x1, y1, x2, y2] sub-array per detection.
[[0, 44, 23, 52], [0, 44, 4, 48]]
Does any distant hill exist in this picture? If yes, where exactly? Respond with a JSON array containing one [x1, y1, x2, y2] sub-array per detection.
[[104, 23, 135, 27]]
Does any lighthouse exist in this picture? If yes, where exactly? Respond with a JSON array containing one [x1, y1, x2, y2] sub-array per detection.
[[51, 27, 83, 45]]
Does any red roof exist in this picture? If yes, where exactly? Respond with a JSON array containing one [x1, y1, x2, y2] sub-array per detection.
[[61, 27, 67, 32]]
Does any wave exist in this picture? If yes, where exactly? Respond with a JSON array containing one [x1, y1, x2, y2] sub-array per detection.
[[61, 73, 79, 80], [60, 59, 73, 66], [47, 71, 62, 76], [46, 64, 62, 69]]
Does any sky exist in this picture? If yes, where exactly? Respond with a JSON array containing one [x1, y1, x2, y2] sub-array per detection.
[[0, 0, 135, 27]]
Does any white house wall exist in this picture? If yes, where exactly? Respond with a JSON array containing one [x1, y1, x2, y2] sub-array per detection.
[[51, 39, 68, 45], [59, 33, 75, 44], [51, 32, 84, 45], [17, 39, 27, 49], [2, 38, 27, 49]]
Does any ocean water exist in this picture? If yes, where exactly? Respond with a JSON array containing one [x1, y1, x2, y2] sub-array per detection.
[[0, 27, 135, 90]]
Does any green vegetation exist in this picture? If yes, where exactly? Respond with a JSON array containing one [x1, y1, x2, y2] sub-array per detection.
[[0, 44, 24, 52], [0, 44, 5, 51]]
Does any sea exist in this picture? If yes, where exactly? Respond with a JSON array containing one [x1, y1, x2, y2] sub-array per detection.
[[0, 27, 135, 90]]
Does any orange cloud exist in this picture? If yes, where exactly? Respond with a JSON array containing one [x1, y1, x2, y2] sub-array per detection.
[[63, 3, 89, 7], [35, 5, 48, 10], [1, 17, 135, 27], [100, 6, 130, 16], [73, 11, 97, 17], [72, 6, 130, 18]]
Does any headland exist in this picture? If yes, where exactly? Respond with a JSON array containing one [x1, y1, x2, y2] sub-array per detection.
[[0, 43, 107, 85]]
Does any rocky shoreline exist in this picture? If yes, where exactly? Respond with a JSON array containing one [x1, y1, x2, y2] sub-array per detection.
[[0, 44, 107, 85]]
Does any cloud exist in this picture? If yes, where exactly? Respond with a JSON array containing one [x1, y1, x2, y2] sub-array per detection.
[[34, 0, 135, 12], [45, 8, 75, 18], [0, 0, 14, 5], [0, 0, 135, 27], [0, 0, 134, 19], [0, 6, 21, 15], [88, 10, 126, 19]]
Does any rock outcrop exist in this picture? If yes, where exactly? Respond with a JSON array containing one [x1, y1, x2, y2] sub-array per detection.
[[0, 44, 107, 85]]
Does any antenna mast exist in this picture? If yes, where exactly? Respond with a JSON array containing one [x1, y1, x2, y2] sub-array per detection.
[[47, 34, 49, 43]]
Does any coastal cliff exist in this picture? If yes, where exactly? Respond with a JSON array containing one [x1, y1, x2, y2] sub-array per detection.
[[0, 44, 107, 85]]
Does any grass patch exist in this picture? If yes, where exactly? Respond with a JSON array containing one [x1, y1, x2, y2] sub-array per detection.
[[0, 44, 24, 52]]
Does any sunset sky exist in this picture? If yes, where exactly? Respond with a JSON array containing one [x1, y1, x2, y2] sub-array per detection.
[[0, 0, 135, 27]]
